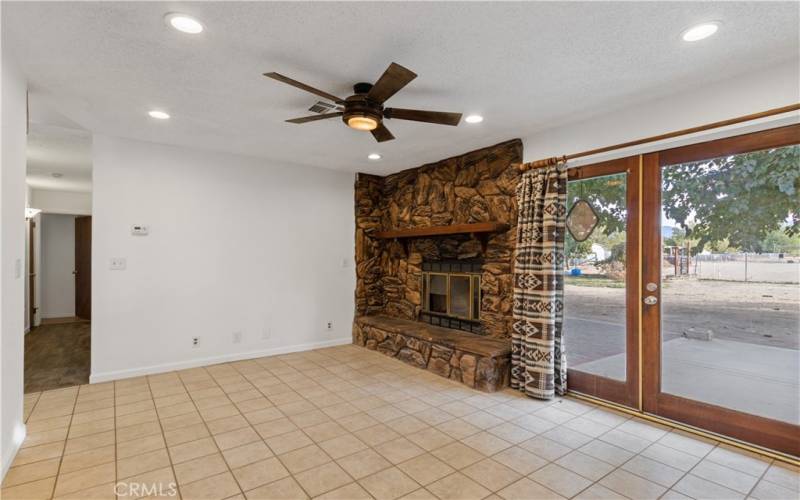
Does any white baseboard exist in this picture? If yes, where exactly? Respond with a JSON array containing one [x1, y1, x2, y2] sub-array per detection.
[[40, 312, 76, 319], [89, 337, 353, 384], [1, 424, 26, 481]]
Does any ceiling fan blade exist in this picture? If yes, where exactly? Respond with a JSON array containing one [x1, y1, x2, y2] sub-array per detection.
[[264, 72, 344, 104], [384, 108, 462, 126], [371, 123, 395, 142], [285, 112, 343, 124], [367, 63, 417, 104]]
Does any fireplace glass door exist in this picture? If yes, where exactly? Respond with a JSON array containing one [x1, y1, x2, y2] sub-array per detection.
[[426, 273, 448, 314], [450, 275, 471, 319], [421, 265, 482, 333]]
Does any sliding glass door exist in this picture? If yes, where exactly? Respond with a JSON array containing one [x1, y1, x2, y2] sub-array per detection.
[[641, 125, 800, 456], [565, 125, 800, 456], [565, 157, 640, 409]]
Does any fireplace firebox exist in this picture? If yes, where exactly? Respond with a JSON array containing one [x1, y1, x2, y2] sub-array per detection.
[[420, 260, 482, 333]]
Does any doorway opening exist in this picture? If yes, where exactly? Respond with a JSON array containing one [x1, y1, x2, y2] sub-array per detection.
[[24, 117, 92, 393], [25, 214, 92, 393]]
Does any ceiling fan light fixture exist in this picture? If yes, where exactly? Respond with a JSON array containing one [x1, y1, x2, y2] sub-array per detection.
[[347, 115, 379, 131]]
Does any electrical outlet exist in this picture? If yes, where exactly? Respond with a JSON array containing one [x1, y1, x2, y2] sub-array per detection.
[[131, 224, 149, 236], [192, 336, 200, 348], [326, 321, 333, 331], [232, 331, 242, 344], [109, 257, 127, 270]]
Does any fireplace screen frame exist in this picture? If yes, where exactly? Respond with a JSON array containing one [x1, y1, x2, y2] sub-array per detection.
[[421, 271, 481, 322]]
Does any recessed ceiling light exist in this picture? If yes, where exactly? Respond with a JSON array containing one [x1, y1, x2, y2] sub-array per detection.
[[465, 114, 484, 124], [164, 13, 204, 34], [681, 22, 720, 42], [148, 110, 170, 120], [367, 153, 382, 160], [51, 172, 63, 178]]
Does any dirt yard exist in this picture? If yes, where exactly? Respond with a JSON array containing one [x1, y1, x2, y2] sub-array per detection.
[[564, 277, 800, 365]]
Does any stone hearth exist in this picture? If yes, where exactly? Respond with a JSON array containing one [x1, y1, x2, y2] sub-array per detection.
[[353, 315, 511, 392]]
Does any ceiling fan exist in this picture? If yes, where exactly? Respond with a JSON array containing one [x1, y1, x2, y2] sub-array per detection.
[[263, 62, 462, 142]]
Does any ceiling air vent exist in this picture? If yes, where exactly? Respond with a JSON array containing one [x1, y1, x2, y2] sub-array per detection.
[[308, 101, 342, 114]]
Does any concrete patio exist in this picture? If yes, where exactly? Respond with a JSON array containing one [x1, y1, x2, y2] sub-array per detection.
[[573, 336, 800, 425]]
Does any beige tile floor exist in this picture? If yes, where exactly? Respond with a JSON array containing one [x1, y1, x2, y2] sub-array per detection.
[[2, 345, 798, 500]]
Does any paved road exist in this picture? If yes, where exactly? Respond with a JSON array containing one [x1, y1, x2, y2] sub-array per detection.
[[565, 279, 800, 350], [565, 316, 681, 368]]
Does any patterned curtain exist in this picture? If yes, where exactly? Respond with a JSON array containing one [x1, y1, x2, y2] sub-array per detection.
[[511, 163, 568, 399]]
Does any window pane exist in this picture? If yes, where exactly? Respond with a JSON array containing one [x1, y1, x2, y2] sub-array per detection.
[[661, 144, 800, 424], [564, 173, 628, 381]]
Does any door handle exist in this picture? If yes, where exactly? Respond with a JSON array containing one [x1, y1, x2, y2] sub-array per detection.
[[644, 296, 658, 305], [72, 270, 78, 275]]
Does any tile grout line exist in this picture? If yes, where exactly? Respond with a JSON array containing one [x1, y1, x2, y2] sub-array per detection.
[[239, 356, 435, 498], [47, 388, 79, 499], [685, 442, 773, 499], [178, 365, 253, 497], [144, 375, 185, 500], [231, 358, 390, 498], [230, 360, 333, 498], [744, 458, 773, 499]]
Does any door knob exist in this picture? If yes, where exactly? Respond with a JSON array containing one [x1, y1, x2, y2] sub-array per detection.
[[644, 296, 658, 305]]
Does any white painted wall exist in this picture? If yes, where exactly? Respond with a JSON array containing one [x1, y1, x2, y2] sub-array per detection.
[[1, 47, 28, 479], [521, 62, 800, 166], [91, 135, 356, 382], [40, 214, 76, 319], [29, 188, 91, 215]]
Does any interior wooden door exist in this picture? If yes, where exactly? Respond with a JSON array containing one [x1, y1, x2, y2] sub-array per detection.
[[565, 156, 641, 409], [75, 215, 92, 320], [28, 218, 36, 327], [641, 125, 800, 456]]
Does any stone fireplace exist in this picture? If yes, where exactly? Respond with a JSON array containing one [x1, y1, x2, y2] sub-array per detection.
[[353, 139, 522, 391]]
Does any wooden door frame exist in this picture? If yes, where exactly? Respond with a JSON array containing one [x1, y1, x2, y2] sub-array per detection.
[[641, 124, 800, 456], [28, 218, 36, 328], [566, 155, 641, 410], [74, 215, 92, 321]]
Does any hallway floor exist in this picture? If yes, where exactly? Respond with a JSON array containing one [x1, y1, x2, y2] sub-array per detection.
[[24, 320, 90, 394], [3, 345, 797, 500]]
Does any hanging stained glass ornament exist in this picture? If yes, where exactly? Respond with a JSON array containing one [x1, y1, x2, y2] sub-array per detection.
[[566, 184, 599, 242]]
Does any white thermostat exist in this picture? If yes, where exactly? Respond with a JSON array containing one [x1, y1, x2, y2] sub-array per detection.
[[131, 224, 149, 235]]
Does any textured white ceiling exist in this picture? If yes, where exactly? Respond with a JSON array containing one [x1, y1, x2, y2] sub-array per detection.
[[26, 122, 92, 193], [4, 2, 798, 175]]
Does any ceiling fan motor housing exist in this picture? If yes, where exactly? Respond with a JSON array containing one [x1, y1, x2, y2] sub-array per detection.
[[342, 85, 384, 129]]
